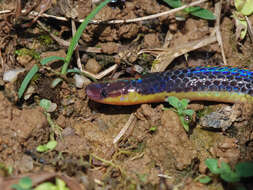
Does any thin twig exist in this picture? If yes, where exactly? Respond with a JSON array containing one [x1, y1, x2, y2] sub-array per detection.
[[245, 16, 253, 42], [15, 0, 21, 18], [37, 20, 102, 52], [0, 50, 4, 73], [214, 0, 227, 65], [86, 0, 209, 24], [113, 113, 136, 144], [143, 36, 217, 72], [93, 64, 118, 79], [0, 0, 208, 24], [158, 174, 173, 179]]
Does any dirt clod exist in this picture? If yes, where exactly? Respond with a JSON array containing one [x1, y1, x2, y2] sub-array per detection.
[[0, 92, 47, 169], [85, 58, 102, 74], [146, 110, 197, 171]]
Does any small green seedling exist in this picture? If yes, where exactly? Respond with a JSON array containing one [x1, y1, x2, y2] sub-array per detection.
[[233, 0, 253, 40], [149, 126, 157, 132], [198, 158, 253, 184], [163, 0, 216, 20], [36, 140, 57, 152], [164, 96, 194, 131], [12, 177, 33, 190], [34, 178, 69, 190], [37, 99, 60, 152]]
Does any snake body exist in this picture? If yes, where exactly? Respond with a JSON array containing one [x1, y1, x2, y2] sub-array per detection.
[[85, 67, 253, 105]]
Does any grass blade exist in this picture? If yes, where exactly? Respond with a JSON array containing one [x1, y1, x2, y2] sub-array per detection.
[[18, 65, 39, 98], [40, 56, 65, 66], [61, 0, 112, 75]]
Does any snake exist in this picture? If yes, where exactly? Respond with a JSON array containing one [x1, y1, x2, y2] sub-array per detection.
[[85, 67, 253, 105]]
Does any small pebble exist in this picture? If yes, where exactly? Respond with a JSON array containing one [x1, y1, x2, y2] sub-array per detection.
[[85, 59, 102, 74], [74, 74, 91, 88], [3, 68, 25, 82]]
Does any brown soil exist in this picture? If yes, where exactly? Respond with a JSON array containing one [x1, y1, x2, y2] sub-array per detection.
[[0, 0, 253, 190]]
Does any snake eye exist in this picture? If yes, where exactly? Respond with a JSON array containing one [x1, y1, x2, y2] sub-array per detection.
[[101, 89, 107, 98]]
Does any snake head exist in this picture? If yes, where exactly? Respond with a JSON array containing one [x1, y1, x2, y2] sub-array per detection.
[[86, 80, 131, 104]]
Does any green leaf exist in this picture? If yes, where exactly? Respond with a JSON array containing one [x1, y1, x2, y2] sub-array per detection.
[[220, 162, 232, 173], [163, 0, 215, 20], [19, 177, 33, 189], [166, 96, 180, 109], [46, 141, 57, 150], [180, 116, 189, 131], [11, 184, 21, 190], [205, 158, 221, 174], [235, 0, 253, 16], [165, 97, 193, 131], [235, 162, 253, 178], [149, 126, 157, 132], [40, 99, 52, 112], [180, 99, 190, 109], [36, 141, 57, 152], [55, 178, 69, 190], [36, 145, 48, 152], [220, 162, 240, 182], [34, 182, 55, 190], [236, 18, 248, 40], [198, 175, 212, 184], [162, 0, 182, 8], [18, 65, 39, 99], [220, 170, 240, 182], [186, 6, 216, 20], [220, 172, 240, 182], [183, 109, 194, 117]]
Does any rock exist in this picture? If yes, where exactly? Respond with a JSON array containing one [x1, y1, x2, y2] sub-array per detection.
[[3, 68, 25, 83], [74, 74, 91, 88]]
